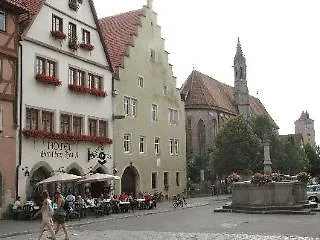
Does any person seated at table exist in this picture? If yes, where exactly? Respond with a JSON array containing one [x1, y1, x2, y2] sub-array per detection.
[[12, 196, 22, 210], [65, 190, 75, 202], [119, 192, 128, 202], [96, 194, 105, 207], [144, 193, 153, 209], [76, 195, 85, 205]]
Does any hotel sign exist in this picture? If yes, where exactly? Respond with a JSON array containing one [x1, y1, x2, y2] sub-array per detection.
[[40, 140, 79, 160]]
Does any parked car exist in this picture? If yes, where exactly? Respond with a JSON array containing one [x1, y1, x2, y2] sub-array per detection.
[[306, 184, 320, 202]]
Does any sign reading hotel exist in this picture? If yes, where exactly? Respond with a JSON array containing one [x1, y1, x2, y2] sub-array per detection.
[[40, 140, 79, 160]]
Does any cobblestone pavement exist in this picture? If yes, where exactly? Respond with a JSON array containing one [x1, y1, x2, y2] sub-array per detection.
[[5, 230, 319, 240]]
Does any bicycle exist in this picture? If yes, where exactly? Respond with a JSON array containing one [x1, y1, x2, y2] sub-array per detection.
[[172, 195, 185, 208]]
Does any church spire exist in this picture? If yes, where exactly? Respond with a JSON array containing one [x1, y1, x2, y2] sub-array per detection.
[[233, 37, 249, 119]]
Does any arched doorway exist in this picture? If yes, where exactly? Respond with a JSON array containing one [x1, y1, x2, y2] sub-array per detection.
[[28, 166, 51, 205], [90, 167, 110, 198], [121, 165, 139, 197]]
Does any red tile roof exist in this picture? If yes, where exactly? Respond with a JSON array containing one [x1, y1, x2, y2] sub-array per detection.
[[181, 70, 276, 123], [99, 9, 144, 72]]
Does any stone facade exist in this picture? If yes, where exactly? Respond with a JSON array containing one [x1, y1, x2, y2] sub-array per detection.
[[181, 40, 275, 158], [294, 111, 315, 145], [100, 0, 187, 198]]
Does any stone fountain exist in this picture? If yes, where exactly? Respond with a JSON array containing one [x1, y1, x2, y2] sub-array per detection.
[[216, 139, 312, 214]]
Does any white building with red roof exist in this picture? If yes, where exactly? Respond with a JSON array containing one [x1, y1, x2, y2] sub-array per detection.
[[12, 0, 114, 201]]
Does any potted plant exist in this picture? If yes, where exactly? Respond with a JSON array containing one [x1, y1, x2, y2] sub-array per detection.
[[296, 172, 311, 184], [226, 172, 241, 184], [69, 0, 79, 11], [251, 173, 272, 185], [50, 30, 66, 40], [68, 40, 78, 51], [79, 43, 94, 51]]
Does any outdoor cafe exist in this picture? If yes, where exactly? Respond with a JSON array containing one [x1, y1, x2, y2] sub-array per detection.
[[9, 172, 156, 221]]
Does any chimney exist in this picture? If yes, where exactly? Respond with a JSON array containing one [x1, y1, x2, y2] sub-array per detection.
[[147, 0, 153, 9]]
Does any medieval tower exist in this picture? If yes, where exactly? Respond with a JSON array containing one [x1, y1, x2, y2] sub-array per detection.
[[233, 38, 250, 119], [295, 111, 315, 145]]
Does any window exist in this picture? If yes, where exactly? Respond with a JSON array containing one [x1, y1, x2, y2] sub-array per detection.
[[124, 134, 132, 153], [139, 136, 145, 153], [163, 83, 168, 96], [124, 97, 130, 116], [154, 137, 160, 155], [36, 56, 57, 77], [42, 111, 54, 133], [0, 105, 3, 132], [152, 172, 157, 189], [152, 104, 158, 121], [131, 99, 137, 117], [88, 73, 103, 89], [138, 76, 144, 88], [26, 108, 39, 130], [124, 97, 137, 117], [164, 172, 169, 187], [0, 11, 5, 32], [73, 116, 82, 136], [174, 139, 179, 155], [82, 29, 90, 44], [150, 49, 155, 62], [68, 22, 77, 43], [98, 120, 107, 137], [176, 172, 180, 186], [52, 15, 63, 32], [169, 138, 174, 155], [60, 114, 71, 134], [169, 108, 178, 125], [88, 119, 97, 137], [68, 67, 85, 86]]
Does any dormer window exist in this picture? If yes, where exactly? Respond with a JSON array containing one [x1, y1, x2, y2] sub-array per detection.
[[69, 0, 79, 11], [0, 11, 6, 32]]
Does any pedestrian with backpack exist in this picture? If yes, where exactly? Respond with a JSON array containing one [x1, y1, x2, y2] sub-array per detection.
[[53, 191, 69, 240], [33, 190, 56, 240]]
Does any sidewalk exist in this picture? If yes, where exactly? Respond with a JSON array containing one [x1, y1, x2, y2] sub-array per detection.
[[0, 195, 230, 239]]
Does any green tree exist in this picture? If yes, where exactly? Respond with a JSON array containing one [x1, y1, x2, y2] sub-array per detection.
[[187, 153, 211, 183], [212, 116, 261, 177], [304, 143, 320, 177]]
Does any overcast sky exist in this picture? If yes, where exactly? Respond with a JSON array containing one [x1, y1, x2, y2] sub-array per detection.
[[94, 0, 320, 144]]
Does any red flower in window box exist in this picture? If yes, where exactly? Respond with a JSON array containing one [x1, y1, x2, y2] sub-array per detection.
[[22, 129, 113, 144], [36, 73, 62, 86], [69, 0, 79, 11], [50, 30, 66, 40], [69, 41, 78, 51], [68, 84, 106, 97], [79, 43, 94, 51]]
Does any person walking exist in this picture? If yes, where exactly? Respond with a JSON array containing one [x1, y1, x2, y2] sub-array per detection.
[[53, 191, 69, 240], [33, 191, 56, 240]]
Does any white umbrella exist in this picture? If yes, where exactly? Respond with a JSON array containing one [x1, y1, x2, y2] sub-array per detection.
[[36, 172, 83, 185], [78, 173, 120, 183]]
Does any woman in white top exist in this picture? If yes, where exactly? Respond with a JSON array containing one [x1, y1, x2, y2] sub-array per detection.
[[33, 191, 56, 240]]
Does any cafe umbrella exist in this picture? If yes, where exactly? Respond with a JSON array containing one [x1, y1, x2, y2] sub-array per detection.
[[36, 172, 83, 185], [77, 173, 120, 183]]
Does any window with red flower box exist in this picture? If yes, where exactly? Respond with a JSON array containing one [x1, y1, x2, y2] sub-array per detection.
[[69, 0, 79, 11], [80, 29, 94, 51], [35, 56, 61, 86], [26, 108, 39, 130], [88, 118, 97, 137], [42, 111, 54, 133], [22, 129, 113, 144], [68, 22, 78, 50], [26, 108, 54, 132], [99, 120, 107, 137], [68, 69, 106, 97], [73, 116, 83, 136]]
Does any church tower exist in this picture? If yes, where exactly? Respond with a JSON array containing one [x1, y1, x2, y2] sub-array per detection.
[[295, 111, 315, 145], [234, 38, 250, 119]]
